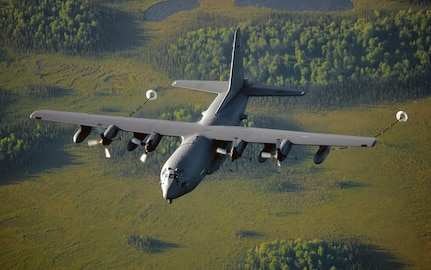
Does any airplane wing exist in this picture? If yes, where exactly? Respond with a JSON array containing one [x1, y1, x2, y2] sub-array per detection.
[[30, 110, 376, 148], [172, 80, 228, 94], [204, 125, 376, 147]]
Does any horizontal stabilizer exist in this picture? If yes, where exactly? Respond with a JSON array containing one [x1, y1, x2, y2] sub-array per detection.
[[244, 83, 306, 97], [172, 80, 228, 94]]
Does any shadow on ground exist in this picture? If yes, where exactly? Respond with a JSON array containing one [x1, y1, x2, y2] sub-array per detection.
[[0, 142, 81, 186], [127, 234, 180, 253]]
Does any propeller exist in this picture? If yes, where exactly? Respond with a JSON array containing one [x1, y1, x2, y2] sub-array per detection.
[[216, 138, 249, 171], [260, 140, 293, 173], [260, 140, 282, 173], [129, 136, 149, 163], [87, 124, 120, 158], [129, 132, 162, 163]]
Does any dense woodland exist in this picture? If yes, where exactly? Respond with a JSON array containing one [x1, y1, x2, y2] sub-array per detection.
[[162, 10, 431, 109], [0, 115, 72, 174], [1, 1, 431, 176], [0, 0, 105, 54], [234, 238, 398, 269]]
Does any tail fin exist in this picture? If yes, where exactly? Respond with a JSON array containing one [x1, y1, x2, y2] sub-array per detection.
[[228, 28, 244, 93], [216, 28, 244, 113]]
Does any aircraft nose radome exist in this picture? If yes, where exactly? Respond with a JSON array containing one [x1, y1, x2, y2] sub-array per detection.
[[162, 188, 176, 204], [162, 183, 171, 200]]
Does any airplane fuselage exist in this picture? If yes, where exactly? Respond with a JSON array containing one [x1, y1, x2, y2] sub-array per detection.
[[160, 90, 249, 203], [30, 28, 378, 204]]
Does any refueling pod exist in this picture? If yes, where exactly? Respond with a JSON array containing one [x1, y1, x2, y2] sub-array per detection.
[[314, 145, 331, 164]]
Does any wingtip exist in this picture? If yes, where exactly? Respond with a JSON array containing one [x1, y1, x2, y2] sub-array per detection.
[[29, 111, 39, 119]]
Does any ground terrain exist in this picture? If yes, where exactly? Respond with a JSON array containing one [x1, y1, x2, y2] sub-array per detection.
[[1, 0, 430, 269]]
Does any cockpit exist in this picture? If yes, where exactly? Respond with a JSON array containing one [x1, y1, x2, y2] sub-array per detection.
[[160, 167, 188, 203]]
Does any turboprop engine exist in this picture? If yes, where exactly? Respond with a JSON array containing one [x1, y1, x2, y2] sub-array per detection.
[[127, 132, 148, 151], [73, 125, 92, 144], [145, 132, 163, 152], [259, 139, 293, 173], [128, 132, 163, 163], [87, 124, 121, 158], [216, 138, 248, 161]]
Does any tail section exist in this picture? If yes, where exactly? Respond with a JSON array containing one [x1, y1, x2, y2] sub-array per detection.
[[215, 28, 305, 112], [215, 28, 244, 113], [228, 28, 244, 94], [172, 27, 305, 115]]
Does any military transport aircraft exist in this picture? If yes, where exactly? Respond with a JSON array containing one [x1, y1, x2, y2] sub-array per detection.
[[31, 28, 379, 203]]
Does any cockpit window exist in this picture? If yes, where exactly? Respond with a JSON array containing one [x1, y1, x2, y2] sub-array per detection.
[[161, 167, 188, 187], [161, 167, 174, 184]]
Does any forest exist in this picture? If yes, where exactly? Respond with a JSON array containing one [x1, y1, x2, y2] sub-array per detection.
[[1, 1, 431, 269], [0, 0, 105, 54], [0, 85, 72, 173], [161, 10, 431, 109], [1, 3, 431, 175], [234, 238, 395, 269]]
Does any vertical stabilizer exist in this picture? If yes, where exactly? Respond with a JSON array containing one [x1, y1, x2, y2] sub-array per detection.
[[216, 28, 244, 114]]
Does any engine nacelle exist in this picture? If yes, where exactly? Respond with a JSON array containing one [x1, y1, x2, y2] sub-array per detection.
[[145, 132, 162, 152], [314, 145, 331, 164], [127, 132, 148, 151], [102, 124, 120, 146], [231, 139, 248, 160], [73, 125, 92, 144], [277, 140, 293, 162]]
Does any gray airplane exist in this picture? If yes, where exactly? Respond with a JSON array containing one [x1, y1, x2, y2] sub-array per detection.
[[30, 28, 377, 203]]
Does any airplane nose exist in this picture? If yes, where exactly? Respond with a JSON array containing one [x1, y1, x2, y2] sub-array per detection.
[[160, 167, 188, 203], [162, 182, 171, 200], [162, 185, 176, 204]]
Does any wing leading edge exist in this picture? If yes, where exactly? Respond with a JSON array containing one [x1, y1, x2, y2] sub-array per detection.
[[30, 110, 376, 148]]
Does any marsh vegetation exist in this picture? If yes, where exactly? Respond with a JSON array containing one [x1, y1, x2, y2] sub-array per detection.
[[1, 0, 430, 269]]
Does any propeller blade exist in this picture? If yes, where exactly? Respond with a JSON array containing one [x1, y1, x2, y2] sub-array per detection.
[[140, 152, 148, 163], [88, 139, 101, 146], [104, 148, 111, 158], [276, 160, 282, 174]]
